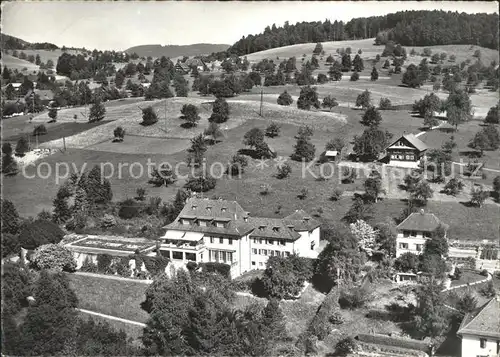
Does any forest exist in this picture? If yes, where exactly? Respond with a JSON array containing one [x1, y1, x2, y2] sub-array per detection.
[[227, 10, 499, 55]]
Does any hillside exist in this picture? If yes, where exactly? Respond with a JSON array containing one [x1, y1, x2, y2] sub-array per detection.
[[125, 43, 230, 58], [1, 32, 58, 50], [245, 39, 500, 66], [228, 10, 499, 56]]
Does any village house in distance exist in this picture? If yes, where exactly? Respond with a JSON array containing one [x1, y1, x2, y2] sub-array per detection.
[[159, 197, 321, 277]]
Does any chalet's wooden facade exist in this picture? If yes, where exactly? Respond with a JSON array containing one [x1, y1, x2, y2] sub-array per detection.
[[385, 134, 428, 168]]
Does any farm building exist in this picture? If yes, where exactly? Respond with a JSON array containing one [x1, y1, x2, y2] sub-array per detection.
[[175, 62, 190, 74], [185, 58, 209, 72], [385, 133, 428, 168], [321, 150, 339, 162]]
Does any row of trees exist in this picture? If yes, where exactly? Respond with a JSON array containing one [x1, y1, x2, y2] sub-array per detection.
[[226, 11, 498, 56]]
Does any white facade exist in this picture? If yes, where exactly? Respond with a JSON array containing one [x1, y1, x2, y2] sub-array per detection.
[[159, 227, 320, 278], [396, 231, 430, 257], [248, 227, 320, 270], [460, 334, 499, 357]]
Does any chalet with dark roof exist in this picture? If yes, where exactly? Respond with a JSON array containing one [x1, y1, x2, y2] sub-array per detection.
[[160, 198, 321, 277], [386, 133, 428, 168], [396, 209, 447, 258], [457, 297, 500, 357]]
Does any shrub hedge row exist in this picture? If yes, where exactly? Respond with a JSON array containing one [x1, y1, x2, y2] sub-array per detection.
[[356, 333, 431, 354], [198, 262, 231, 279]]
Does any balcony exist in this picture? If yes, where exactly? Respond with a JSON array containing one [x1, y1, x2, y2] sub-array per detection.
[[160, 240, 205, 251]]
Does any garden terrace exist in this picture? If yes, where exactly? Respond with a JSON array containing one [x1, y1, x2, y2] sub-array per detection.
[[65, 235, 158, 256]]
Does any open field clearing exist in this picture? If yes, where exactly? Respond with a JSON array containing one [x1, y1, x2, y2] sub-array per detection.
[[67, 273, 150, 323], [90, 136, 190, 155], [2, 54, 40, 71], [419, 120, 500, 170], [10, 48, 82, 65], [35, 97, 347, 150], [242, 81, 498, 115], [245, 38, 499, 68]]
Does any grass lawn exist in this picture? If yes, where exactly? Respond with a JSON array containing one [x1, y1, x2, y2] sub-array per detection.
[[450, 270, 488, 287], [89, 136, 190, 155], [67, 273, 149, 323], [3, 120, 113, 147], [419, 121, 500, 170]]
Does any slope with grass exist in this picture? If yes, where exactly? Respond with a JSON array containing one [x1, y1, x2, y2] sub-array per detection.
[[2, 54, 40, 72], [245, 38, 499, 67]]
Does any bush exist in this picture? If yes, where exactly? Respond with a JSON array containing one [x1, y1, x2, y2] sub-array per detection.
[[19, 220, 65, 250], [140, 106, 158, 126], [335, 337, 358, 356], [330, 188, 344, 201], [100, 214, 117, 229], [80, 256, 98, 273], [350, 71, 360, 81], [113, 127, 125, 142], [479, 281, 495, 298], [265, 122, 281, 138], [97, 254, 114, 274], [118, 198, 142, 219], [480, 269, 489, 276], [33, 124, 47, 136], [276, 163, 292, 179], [339, 284, 374, 309], [184, 175, 216, 192], [199, 262, 231, 279], [30, 244, 77, 272], [142, 255, 169, 277], [379, 97, 392, 110]]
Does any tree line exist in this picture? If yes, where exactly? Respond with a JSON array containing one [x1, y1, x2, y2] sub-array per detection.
[[225, 10, 498, 56]]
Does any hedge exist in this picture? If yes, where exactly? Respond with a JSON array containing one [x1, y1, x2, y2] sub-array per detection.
[[97, 254, 113, 274], [142, 255, 169, 277], [356, 333, 431, 354], [199, 262, 231, 279]]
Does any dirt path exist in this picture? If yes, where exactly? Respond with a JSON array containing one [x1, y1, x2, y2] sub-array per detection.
[[73, 271, 153, 284], [77, 308, 146, 327]]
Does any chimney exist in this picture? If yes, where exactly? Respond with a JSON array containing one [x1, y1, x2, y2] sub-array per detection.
[[420, 209, 425, 215], [233, 213, 237, 220]]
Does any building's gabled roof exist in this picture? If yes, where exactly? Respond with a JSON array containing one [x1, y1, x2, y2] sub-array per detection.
[[458, 297, 500, 339], [325, 150, 338, 156], [175, 63, 190, 72], [163, 198, 254, 236], [163, 199, 319, 241], [248, 217, 301, 240], [397, 210, 445, 232], [185, 58, 207, 68], [387, 134, 428, 153], [284, 210, 321, 231]]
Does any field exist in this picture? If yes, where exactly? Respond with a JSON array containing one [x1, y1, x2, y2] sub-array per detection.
[[245, 38, 499, 69], [2, 54, 40, 72]]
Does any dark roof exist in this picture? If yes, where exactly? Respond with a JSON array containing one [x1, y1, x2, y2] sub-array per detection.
[[387, 134, 428, 153], [175, 63, 190, 71], [458, 297, 500, 339], [248, 217, 301, 240], [397, 210, 445, 232], [284, 210, 321, 231], [163, 199, 318, 241], [164, 198, 254, 236]]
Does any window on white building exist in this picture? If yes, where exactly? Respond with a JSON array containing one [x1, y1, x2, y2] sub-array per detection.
[[219, 237, 224, 244], [310, 241, 316, 250], [480, 338, 487, 349], [403, 231, 410, 237], [228, 238, 233, 245], [410, 231, 417, 237], [252, 248, 257, 254], [216, 222, 225, 228], [262, 249, 267, 256], [252, 261, 256, 266], [199, 220, 207, 227], [416, 244, 423, 252], [280, 240, 285, 246], [259, 262, 263, 267], [268, 239, 274, 245], [399, 243, 409, 249]]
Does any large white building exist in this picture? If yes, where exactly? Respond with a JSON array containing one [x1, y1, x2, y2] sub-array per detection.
[[457, 297, 500, 357], [396, 210, 447, 258], [159, 198, 321, 277]]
